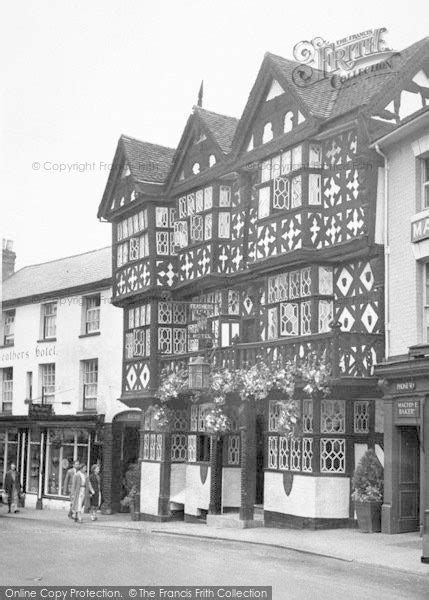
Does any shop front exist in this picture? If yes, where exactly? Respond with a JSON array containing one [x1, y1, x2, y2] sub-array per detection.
[[376, 359, 429, 553], [0, 414, 103, 510]]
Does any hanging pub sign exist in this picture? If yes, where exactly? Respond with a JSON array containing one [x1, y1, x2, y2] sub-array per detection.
[[395, 399, 420, 419], [29, 403, 54, 419]]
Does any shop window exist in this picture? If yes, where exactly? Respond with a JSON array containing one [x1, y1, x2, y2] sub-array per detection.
[[83, 294, 100, 334], [1, 367, 13, 414], [2, 310, 15, 346], [41, 302, 57, 339], [27, 429, 41, 493], [0, 429, 18, 485], [82, 359, 98, 411], [320, 438, 345, 473], [321, 399, 345, 433], [45, 428, 90, 496], [40, 364, 55, 404]]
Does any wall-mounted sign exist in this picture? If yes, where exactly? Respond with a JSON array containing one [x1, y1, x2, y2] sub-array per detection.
[[395, 381, 416, 393], [411, 216, 429, 243], [395, 399, 420, 419], [29, 403, 54, 419]]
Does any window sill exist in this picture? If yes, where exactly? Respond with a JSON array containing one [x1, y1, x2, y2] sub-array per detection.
[[36, 338, 57, 344], [79, 332, 101, 339], [0, 343, 14, 350]]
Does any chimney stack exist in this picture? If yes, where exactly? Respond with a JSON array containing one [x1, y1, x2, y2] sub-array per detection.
[[2, 239, 16, 281]]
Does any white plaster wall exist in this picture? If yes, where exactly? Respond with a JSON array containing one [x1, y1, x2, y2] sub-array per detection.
[[184, 464, 210, 515], [264, 472, 350, 519], [140, 462, 160, 515], [25, 492, 38, 509], [384, 137, 421, 355], [0, 287, 124, 422], [222, 467, 241, 508], [40, 497, 69, 511], [170, 463, 186, 505]]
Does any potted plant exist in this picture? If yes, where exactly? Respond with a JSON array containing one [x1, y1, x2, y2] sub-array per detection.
[[352, 449, 384, 533], [120, 463, 140, 521]]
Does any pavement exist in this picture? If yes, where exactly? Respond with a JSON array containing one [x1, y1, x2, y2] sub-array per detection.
[[2, 504, 429, 577]]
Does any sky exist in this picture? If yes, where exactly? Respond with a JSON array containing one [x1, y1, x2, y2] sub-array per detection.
[[1, 0, 428, 270]]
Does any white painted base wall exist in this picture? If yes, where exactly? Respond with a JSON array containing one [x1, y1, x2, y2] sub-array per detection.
[[140, 462, 161, 515], [264, 472, 350, 519], [41, 497, 69, 511], [184, 464, 210, 516], [222, 468, 241, 508], [170, 464, 186, 505]]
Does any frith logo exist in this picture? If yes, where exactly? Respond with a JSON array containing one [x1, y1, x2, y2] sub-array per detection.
[[411, 216, 429, 243], [292, 28, 398, 89]]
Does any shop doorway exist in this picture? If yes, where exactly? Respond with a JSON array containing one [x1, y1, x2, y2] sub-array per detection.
[[398, 426, 420, 533], [111, 412, 141, 512]]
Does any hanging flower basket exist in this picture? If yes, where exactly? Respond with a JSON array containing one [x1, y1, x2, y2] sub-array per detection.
[[204, 405, 231, 434]]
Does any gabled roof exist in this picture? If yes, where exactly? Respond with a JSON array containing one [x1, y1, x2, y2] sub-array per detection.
[[193, 107, 239, 153], [2, 247, 112, 303], [120, 135, 175, 184]]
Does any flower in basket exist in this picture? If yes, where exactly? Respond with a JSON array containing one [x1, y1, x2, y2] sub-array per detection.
[[300, 352, 331, 397], [275, 399, 301, 435], [204, 405, 231, 434], [157, 368, 189, 403], [151, 405, 173, 431]]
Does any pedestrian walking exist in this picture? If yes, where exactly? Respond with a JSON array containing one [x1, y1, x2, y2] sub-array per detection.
[[88, 464, 101, 521], [4, 462, 21, 514], [70, 463, 89, 523], [64, 459, 80, 518]]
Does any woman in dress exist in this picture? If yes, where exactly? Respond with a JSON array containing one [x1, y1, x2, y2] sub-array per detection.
[[4, 462, 21, 514], [70, 463, 88, 522], [88, 464, 101, 521]]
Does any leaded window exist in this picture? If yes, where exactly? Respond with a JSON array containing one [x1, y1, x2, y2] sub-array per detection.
[[273, 176, 290, 210], [219, 186, 231, 207], [133, 328, 145, 356], [309, 174, 321, 205], [319, 266, 334, 295], [129, 237, 139, 261], [227, 435, 240, 465], [289, 271, 300, 299], [300, 267, 312, 297], [204, 214, 212, 240], [195, 190, 204, 213], [300, 300, 312, 335], [290, 438, 301, 471], [158, 302, 172, 324], [302, 438, 313, 472], [291, 176, 302, 208], [171, 434, 187, 462], [318, 300, 333, 333], [218, 212, 230, 238], [190, 215, 204, 242], [321, 400, 345, 433], [268, 273, 288, 303], [173, 328, 187, 354], [158, 327, 172, 353], [125, 332, 134, 359], [268, 436, 278, 468], [174, 221, 188, 249], [156, 207, 169, 228], [279, 436, 289, 470], [261, 160, 271, 183], [292, 146, 302, 170], [173, 303, 187, 324], [258, 186, 270, 219], [190, 406, 198, 431], [156, 231, 169, 255], [267, 306, 278, 339], [320, 438, 345, 473], [187, 435, 197, 462], [281, 150, 291, 175], [179, 197, 187, 218], [309, 143, 322, 168], [187, 193, 196, 216], [204, 186, 213, 210], [303, 399, 313, 433], [354, 400, 370, 433], [228, 290, 240, 315], [280, 302, 299, 335]]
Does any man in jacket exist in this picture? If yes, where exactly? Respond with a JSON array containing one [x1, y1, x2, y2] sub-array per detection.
[[64, 460, 80, 518], [4, 462, 21, 514]]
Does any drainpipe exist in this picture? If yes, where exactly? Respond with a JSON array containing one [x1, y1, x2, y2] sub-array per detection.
[[374, 143, 389, 361]]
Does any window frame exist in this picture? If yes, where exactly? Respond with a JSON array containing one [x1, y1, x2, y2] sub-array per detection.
[[82, 359, 98, 411], [42, 302, 57, 340], [84, 294, 101, 334]]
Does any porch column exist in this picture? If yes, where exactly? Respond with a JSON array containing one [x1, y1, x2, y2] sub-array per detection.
[[422, 395, 429, 563], [239, 401, 256, 521], [158, 433, 172, 517], [208, 434, 223, 515]]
